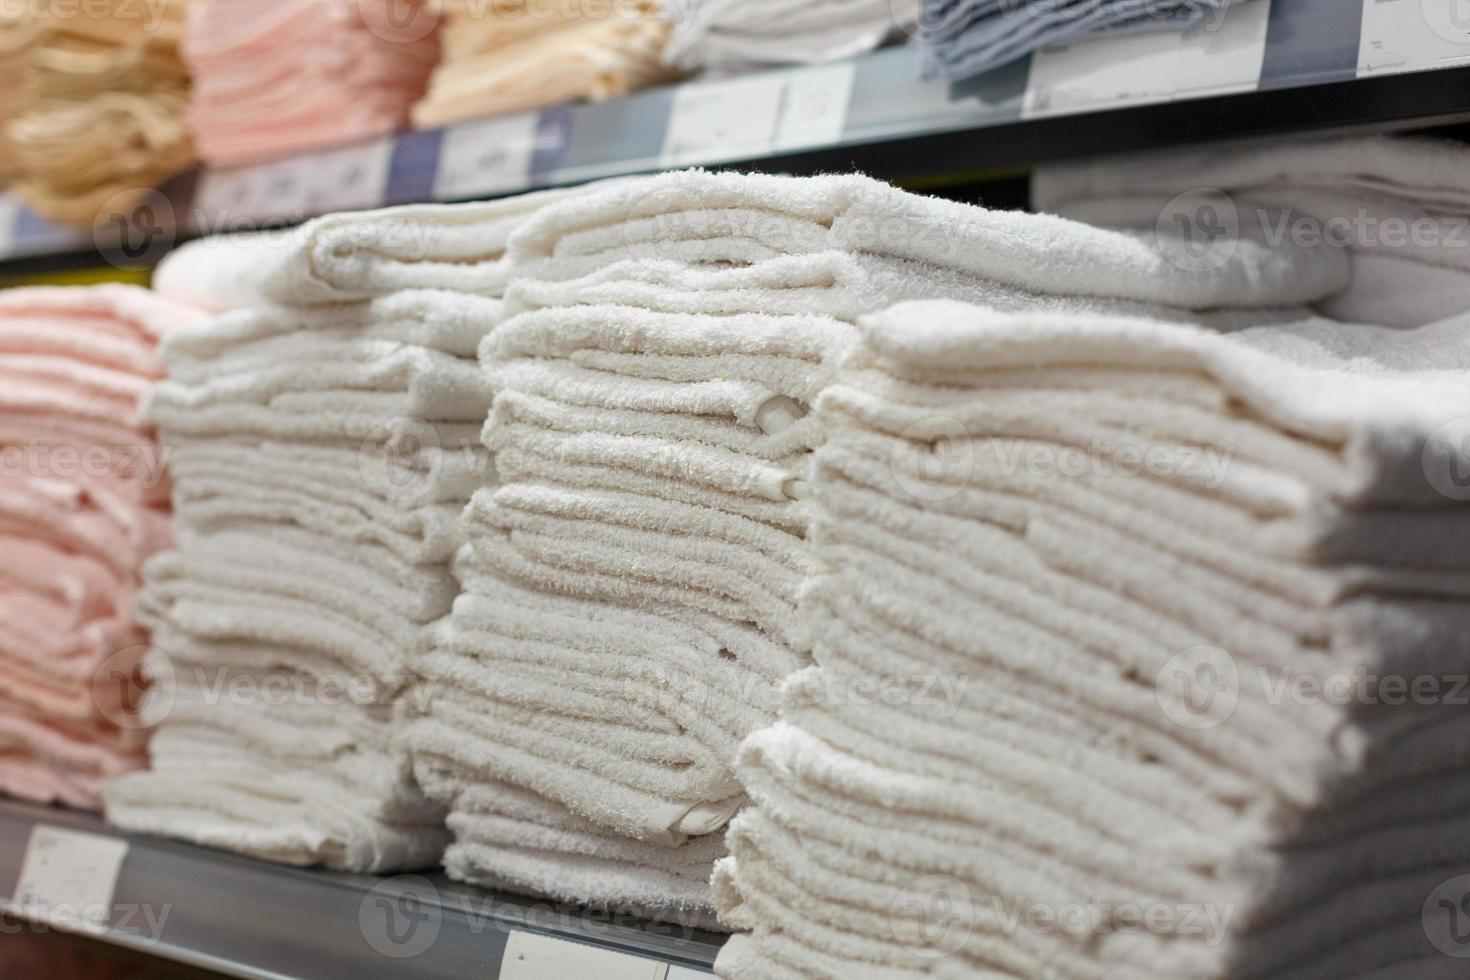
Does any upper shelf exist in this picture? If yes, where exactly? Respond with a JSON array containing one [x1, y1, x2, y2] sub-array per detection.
[[6, 0, 1470, 270], [0, 798, 723, 980]]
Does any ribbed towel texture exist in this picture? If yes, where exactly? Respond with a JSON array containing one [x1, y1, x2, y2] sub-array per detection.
[[663, 0, 916, 74], [3, 0, 193, 225], [182, 0, 439, 165], [714, 297, 1470, 979], [920, 0, 1240, 81], [411, 0, 680, 130], [1033, 134, 1470, 330], [101, 213, 541, 870], [408, 166, 1348, 926], [0, 285, 204, 810]]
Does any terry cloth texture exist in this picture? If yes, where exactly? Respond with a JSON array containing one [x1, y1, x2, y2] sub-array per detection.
[[103, 221, 558, 871], [409, 166, 1354, 926], [714, 296, 1470, 979], [0, 285, 204, 810]]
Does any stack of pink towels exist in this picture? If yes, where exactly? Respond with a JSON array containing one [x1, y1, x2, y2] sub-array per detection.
[[0, 286, 204, 810], [183, 0, 440, 166]]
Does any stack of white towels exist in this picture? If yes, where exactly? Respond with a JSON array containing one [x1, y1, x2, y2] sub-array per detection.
[[407, 167, 1353, 927], [716, 297, 1470, 980], [102, 195, 570, 870], [714, 139, 1470, 978], [0, 286, 202, 810]]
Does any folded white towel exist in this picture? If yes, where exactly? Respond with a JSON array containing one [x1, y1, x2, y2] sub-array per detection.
[[663, 0, 916, 73], [156, 338, 490, 421], [161, 289, 505, 360], [1032, 135, 1470, 327], [416, 763, 726, 929], [153, 186, 589, 310], [507, 170, 1347, 313], [106, 669, 445, 871]]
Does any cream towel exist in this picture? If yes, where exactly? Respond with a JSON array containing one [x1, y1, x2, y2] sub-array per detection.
[[411, 0, 678, 129]]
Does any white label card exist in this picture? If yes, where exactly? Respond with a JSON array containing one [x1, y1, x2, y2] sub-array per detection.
[[435, 112, 540, 201], [661, 64, 856, 167], [1023, 0, 1270, 117], [306, 137, 396, 213], [192, 166, 264, 227], [11, 825, 129, 932], [1359, 0, 1470, 77], [774, 62, 856, 151], [0, 195, 21, 254], [500, 931, 669, 980], [661, 74, 787, 168]]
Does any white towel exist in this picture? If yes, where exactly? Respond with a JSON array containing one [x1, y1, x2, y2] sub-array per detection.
[[663, 0, 916, 73], [506, 170, 1346, 313], [154, 186, 594, 309], [160, 289, 505, 360], [1033, 134, 1470, 327], [415, 762, 727, 929]]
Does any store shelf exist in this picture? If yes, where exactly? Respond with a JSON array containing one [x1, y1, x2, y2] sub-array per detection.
[[0, 799, 722, 980], [6, 0, 1470, 271]]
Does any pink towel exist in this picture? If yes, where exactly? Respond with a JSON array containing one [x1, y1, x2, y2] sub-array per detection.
[[183, 0, 440, 166], [0, 285, 204, 811]]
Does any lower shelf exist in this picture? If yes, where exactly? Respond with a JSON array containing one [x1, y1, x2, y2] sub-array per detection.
[[0, 798, 722, 979]]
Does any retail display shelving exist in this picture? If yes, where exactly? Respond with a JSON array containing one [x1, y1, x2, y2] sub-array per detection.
[[0, 799, 721, 979], [5, 0, 1470, 272]]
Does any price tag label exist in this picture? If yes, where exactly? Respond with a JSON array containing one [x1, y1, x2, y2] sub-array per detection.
[[774, 62, 856, 152], [1359, 0, 1470, 77], [305, 137, 395, 214], [0, 194, 21, 257], [10, 825, 128, 932], [1174, 0, 1271, 98], [661, 74, 786, 168], [1024, 0, 1269, 117], [251, 159, 315, 218], [435, 112, 539, 201], [500, 931, 669, 980], [193, 166, 262, 227]]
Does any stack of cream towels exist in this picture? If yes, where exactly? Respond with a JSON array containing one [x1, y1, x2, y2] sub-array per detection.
[[5, 0, 194, 226], [102, 195, 571, 870], [412, 0, 679, 130], [714, 138, 1470, 978], [0, 286, 202, 810], [407, 168, 1354, 927]]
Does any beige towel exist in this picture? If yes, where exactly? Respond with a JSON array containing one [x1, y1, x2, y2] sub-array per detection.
[[412, 0, 680, 130]]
